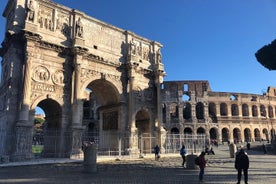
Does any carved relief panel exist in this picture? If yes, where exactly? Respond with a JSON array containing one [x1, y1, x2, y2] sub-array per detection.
[[128, 38, 152, 63], [34, 1, 72, 38], [30, 64, 70, 104], [56, 11, 71, 38], [37, 5, 54, 31]]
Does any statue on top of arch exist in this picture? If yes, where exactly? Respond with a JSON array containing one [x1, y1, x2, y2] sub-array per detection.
[[76, 17, 83, 38], [26, 0, 35, 22]]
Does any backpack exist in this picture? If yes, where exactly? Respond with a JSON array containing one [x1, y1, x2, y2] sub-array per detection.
[[194, 156, 200, 165], [180, 148, 186, 156]]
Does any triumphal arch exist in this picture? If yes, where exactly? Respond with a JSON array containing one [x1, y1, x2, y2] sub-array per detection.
[[0, 0, 165, 161]]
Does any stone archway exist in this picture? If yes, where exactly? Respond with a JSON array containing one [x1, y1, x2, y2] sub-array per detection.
[[136, 109, 151, 154], [254, 128, 261, 141], [36, 98, 64, 158], [197, 127, 205, 135], [209, 128, 218, 140], [233, 128, 241, 143], [84, 79, 121, 149], [244, 128, 251, 142], [184, 127, 193, 136], [263, 128, 269, 141], [221, 128, 229, 143], [171, 127, 179, 134]]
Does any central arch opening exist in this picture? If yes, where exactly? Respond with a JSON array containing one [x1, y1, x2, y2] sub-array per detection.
[[83, 79, 121, 155]]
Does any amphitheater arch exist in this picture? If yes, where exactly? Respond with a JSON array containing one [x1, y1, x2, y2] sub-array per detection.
[[171, 127, 179, 134], [231, 104, 239, 116], [221, 128, 229, 142], [208, 102, 217, 123], [196, 102, 204, 119], [244, 128, 251, 142], [184, 127, 193, 135], [262, 128, 269, 141], [233, 128, 241, 143], [254, 128, 261, 141], [183, 102, 192, 120], [271, 129, 276, 139], [220, 103, 228, 116], [260, 105, 266, 117], [242, 104, 249, 116], [197, 127, 205, 135], [209, 127, 218, 140], [252, 105, 258, 117], [268, 105, 274, 118]]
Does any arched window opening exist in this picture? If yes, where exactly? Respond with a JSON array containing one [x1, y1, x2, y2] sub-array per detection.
[[242, 104, 249, 116], [254, 128, 261, 141], [171, 127, 179, 134], [196, 102, 204, 120], [260, 105, 266, 117], [231, 104, 239, 116], [222, 128, 229, 143], [268, 106, 274, 118], [220, 103, 228, 116], [252, 105, 258, 117], [208, 102, 217, 123], [183, 102, 191, 120]]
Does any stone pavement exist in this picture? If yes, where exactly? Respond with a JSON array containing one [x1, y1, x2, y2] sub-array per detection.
[[1, 145, 276, 184]]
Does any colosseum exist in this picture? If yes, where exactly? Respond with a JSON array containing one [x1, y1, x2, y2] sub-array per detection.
[[161, 80, 276, 144]]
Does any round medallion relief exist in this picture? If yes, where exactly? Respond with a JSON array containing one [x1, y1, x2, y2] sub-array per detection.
[[32, 66, 50, 82]]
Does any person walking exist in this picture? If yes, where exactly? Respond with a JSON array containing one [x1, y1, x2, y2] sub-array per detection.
[[198, 151, 207, 182], [235, 148, 249, 184], [154, 145, 160, 160], [180, 145, 186, 167], [262, 143, 267, 154]]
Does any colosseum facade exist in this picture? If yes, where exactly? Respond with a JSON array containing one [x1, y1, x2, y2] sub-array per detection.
[[161, 80, 276, 144]]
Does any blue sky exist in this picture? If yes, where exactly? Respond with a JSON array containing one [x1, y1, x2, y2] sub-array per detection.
[[1, 0, 276, 95]]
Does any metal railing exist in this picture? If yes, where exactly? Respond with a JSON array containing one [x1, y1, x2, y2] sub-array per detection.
[[0, 130, 207, 160]]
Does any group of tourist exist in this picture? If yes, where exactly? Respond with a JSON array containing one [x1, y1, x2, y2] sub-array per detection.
[[154, 144, 250, 184]]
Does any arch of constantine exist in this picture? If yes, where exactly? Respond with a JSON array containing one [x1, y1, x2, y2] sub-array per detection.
[[0, 0, 275, 162], [0, 0, 165, 161]]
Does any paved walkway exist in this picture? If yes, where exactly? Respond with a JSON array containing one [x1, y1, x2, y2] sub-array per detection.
[[0, 145, 276, 184]]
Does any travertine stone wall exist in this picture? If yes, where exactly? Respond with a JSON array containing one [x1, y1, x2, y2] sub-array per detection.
[[162, 81, 276, 144]]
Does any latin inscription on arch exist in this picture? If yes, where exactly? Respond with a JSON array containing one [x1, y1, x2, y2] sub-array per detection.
[[32, 82, 55, 92]]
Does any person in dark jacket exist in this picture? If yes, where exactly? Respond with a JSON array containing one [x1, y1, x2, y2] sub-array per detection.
[[180, 145, 186, 167], [154, 145, 160, 160], [198, 151, 207, 182], [262, 144, 267, 154], [235, 148, 249, 184]]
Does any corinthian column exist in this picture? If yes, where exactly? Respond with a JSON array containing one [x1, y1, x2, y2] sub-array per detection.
[[71, 55, 85, 159], [12, 49, 33, 161]]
